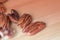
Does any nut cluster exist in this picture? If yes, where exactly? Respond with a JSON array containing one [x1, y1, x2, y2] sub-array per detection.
[[0, 9, 46, 39], [0, 0, 46, 39], [0, 0, 14, 39], [7, 9, 46, 36], [0, 12, 14, 39]]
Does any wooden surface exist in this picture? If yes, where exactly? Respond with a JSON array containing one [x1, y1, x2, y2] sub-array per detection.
[[4, 0, 60, 40]]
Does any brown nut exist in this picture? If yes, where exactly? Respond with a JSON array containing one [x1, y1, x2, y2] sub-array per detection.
[[0, 4, 6, 13], [0, 0, 7, 3], [3, 16, 15, 38], [8, 9, 20, 23], [0, 13, 7, 28], [0, 13, 15, 38], [0, 13, 8, 35], [22, 22, 46, 36], [18, 14, 32, 28]]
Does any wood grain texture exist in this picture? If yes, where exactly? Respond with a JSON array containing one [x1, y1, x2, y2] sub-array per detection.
[[4, 0, 60, 40]]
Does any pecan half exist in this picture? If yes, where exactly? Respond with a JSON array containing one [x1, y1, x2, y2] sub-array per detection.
[[8, 9, 20, 23], [18, 14, 32, 28], [3, 16, 15, 38], [0, 13, 15, 39], [0, 13, 7, 27], [0, 4, 6, 13], [22, 22, 46, 36]]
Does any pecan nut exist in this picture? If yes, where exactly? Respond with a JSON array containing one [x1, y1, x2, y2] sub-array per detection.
[[18, 14, 32, 28], [22, 22, 46, 36], [0, 4, 6, 13], [0, 13, 7, 27], [0, 13, 15, 38], [8, 9, 20, 23]]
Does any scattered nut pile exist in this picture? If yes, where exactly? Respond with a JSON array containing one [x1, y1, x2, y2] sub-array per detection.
[[0, 0, 46, 40]]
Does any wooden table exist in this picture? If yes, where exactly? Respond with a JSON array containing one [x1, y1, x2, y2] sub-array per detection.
[[4, 0, 60, 40]]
